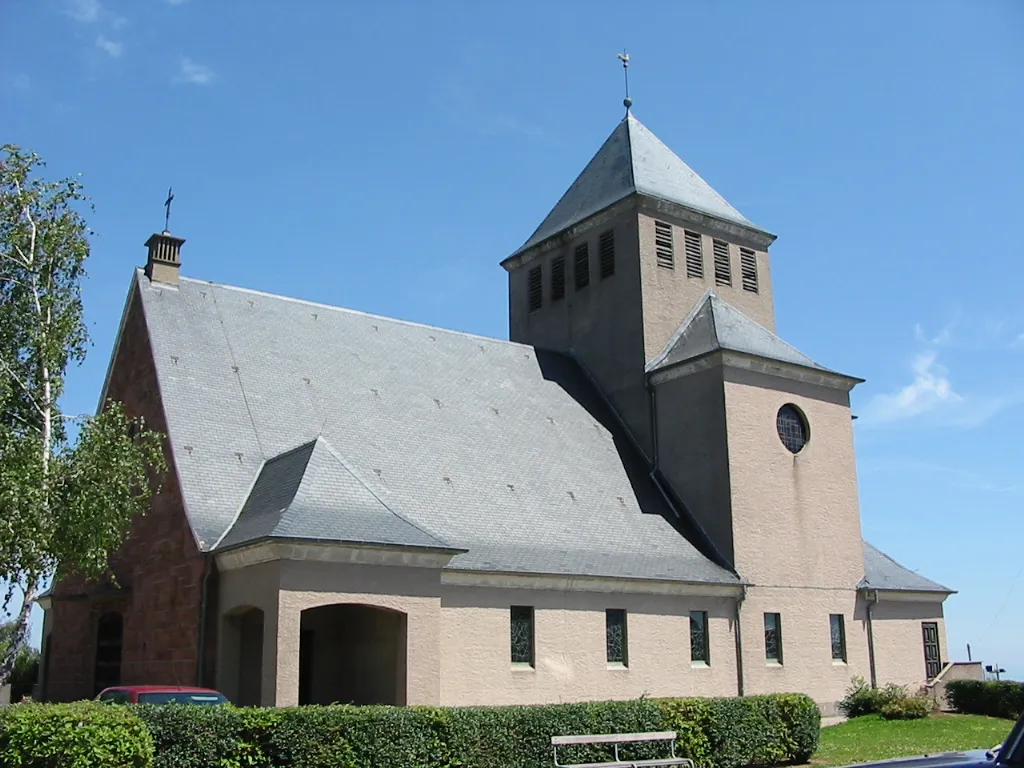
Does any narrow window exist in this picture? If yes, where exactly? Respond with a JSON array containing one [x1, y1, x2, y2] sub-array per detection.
[[764, 613, 783, 663], [551, 256, 566, 302], [574, 242, 590, 289], [655, 221, 674, 269], [599, 229, 615, 279], [740, 247, 758, 293], [830, 614, 847, 662], [713, 239, 731, 286], [510, 606, 535, 666], [605, 609, 628, 665], [527, 266, 542, 312], [690, 610, 710, 664], [94, 612, 124, 696], [684, 230, 704, 279]]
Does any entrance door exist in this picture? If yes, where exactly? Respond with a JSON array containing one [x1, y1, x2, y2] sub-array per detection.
[[922, 622, 941, 680]]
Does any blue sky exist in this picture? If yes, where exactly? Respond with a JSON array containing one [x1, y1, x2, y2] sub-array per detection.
[[3, 1, 1023, 680]]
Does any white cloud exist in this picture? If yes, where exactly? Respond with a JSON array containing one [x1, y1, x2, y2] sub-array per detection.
[[860, 352, 962, 424], [7, 73, 31, 91], [95, 35, 123, 58], [66, 0, 101, 22], [173, 57, 215, 85]]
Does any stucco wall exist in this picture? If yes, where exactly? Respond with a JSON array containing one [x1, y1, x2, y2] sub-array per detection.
[[871, 600, 947, 688], [439, 585, 738, 706]]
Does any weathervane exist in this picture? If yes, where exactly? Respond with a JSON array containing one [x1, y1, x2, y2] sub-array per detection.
[[163, 187, 174, 233], [616, 50, 632, 113]]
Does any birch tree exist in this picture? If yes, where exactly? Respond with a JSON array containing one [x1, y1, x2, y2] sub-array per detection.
[[0, 144, 165, 686]]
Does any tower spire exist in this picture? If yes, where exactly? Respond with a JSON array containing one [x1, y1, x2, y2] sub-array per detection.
[[616, 50, 632, 113]]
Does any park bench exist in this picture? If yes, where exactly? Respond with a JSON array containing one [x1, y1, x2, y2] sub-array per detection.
[[551, 731, 695, 768]]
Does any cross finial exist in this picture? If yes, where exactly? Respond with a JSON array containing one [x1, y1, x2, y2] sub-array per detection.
[[163, 187, 174, 233], [616, 50, 632, 113]]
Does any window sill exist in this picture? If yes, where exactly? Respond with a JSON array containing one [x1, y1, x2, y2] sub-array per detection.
[[511, 663, 535, 672], [691, 661, 711, 669], [832, 659, 848, 666], [607, 662, 629, 671], [765, 660, 784, 668]]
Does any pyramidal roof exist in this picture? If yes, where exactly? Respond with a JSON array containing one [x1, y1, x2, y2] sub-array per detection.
[[515, 113, 762, 256], [647, 291, 836, 374]]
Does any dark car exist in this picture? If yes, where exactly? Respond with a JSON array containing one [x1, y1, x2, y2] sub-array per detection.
[[839, 712, 1022, 768], [95, 685, 229, 705]]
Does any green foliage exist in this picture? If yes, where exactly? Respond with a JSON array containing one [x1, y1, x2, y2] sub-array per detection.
[[0, 144, 167, 684], [946, 679, 1024, 720], [0, 622, 39, 701], [879, 695, 932, 720], [0, 701, 154, 768], [839, 677, 929, 720], [132, 693, 819, 768]]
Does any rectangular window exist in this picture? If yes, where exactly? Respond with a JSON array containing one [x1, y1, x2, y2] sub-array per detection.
[[764, 613, 783, 663], [740, 248, 758, 293], [690, 610, 710, 664], [599, 229, 615, 279], [527, 266, 542, 312], [830, 614, 847, 662], [713, 239, 731, 286], [510, 606, 535, 666], [684, 230, 704, 279], [655, 220, 674, 269], [574, 242, 590, 289], [551, 256, 566, 301], [605, 609, 628, 665]]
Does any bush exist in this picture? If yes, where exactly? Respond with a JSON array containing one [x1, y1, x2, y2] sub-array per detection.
[[946, 680, 1024, 720], [133, 692, 820, 768], [839, 677, 887, 717], [0, 701, 154, 768], [880, 696, 932, 720]]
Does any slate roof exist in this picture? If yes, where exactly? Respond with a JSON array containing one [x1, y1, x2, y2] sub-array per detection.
[[647, 291, 842, 375], [860, 542, 953, 594], [216, 437, 455, 552], [514, 113, 765, 257], [134, 271, 739, 584]]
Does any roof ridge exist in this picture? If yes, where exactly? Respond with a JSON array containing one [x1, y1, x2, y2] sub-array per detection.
[[706, 293, 819, 363], [645, 288, 716, 371], [161, 270, 534, 352]]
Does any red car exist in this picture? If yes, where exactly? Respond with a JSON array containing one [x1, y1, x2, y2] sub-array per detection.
[[95, 685, 229, 705]]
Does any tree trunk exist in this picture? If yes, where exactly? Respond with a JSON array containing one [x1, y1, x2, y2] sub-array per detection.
[[0, 584, 36, 687]]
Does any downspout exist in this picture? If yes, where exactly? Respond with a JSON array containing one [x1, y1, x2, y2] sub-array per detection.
[[734, 585, 746, 697], [865, 589, 879, 689], [196, 553, 213, 687]]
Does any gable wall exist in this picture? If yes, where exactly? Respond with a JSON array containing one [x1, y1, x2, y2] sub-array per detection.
[[45, 285, 213, 701]]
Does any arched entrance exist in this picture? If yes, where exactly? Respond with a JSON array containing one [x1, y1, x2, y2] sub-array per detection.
[[298, 604, 407, 706], [93, 612, 123, 695], [223, 606, 264, 706]]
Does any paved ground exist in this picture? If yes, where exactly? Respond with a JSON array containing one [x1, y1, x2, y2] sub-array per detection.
[[822, 716, 848, 728]]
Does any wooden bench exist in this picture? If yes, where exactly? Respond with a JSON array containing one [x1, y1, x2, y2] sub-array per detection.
[[551, 731, 695, 768]]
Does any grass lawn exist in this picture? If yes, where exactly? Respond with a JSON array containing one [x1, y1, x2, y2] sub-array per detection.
[[811, 714, 1013, 767]]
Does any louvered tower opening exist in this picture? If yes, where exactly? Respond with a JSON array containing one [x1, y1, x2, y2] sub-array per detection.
[[713, 239, 731, 286], [527, 266, 542, 311], [599, 230, 615, 279], [684, 230, 703, 279], [655, 221, 674, 269], [740, 248, 758, 293], [574, 243, 590, 289], [551, 256, 565, 301]]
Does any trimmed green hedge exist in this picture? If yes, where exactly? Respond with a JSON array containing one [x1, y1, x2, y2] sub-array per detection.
[[0, 702, 154, 768], [946, 679, 1024, 720], [0, 693, 820, 768]]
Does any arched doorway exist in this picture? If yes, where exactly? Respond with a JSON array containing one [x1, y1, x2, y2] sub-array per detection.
[[93, 612, 123, 696], [298, 604, 407, 706], [223, 606, 264, 706]]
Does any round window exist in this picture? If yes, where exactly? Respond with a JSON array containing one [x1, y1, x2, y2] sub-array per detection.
[[776, 405, 809, 454]]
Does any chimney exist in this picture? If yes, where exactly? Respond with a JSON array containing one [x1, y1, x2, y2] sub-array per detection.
[[144, 230, 185, 285]]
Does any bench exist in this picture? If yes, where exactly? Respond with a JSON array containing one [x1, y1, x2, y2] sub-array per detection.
[[551, 731, 695, 768]]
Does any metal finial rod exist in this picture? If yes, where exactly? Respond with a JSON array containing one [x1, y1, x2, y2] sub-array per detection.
[[616, 50, 632, 112], [163, 187, 174, 233]]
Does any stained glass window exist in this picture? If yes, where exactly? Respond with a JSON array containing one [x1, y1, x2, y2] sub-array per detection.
[[606, 609, 627, 664], [510, 606, 534, 665], [830, 614, 847, 662], [776, 405, 809, 454], [764, 613, 783, 663], [690, 611, 710, 664]]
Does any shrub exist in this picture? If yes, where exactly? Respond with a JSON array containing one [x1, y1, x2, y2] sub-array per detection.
[[880, 696, 932, 720], [839, 677, 887, 717], [946, 680, 1024, 720], [134, 692, 820, 768], [0, 701, 154, 768]]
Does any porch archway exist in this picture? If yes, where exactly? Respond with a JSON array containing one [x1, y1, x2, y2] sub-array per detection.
[[93, 612, 123, 696]]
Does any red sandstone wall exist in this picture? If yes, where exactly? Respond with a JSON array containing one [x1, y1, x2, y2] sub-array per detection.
[[47, 283, 215, 701]]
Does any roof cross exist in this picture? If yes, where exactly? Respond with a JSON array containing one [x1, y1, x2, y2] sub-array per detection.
[[616, 50, 632, 113], [163, 187, 174, 233]]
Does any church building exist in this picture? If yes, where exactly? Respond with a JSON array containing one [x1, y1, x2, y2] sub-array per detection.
[[39, 110, 953, 715]]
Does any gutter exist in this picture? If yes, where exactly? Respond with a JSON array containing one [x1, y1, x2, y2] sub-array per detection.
[[196, 553, 213, 687], [734, 584, 747, 696], [865, 589, 879, 689]]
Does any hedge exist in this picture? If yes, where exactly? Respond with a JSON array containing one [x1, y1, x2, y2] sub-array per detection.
[[945, 679, 1024, 720], [0, 702, 154, 768], [0, 693, 820, 768]]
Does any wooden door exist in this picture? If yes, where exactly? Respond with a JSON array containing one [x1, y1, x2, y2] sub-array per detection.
[[922, 622, 941, 679]]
